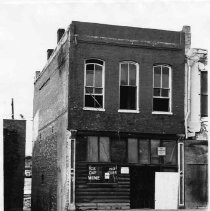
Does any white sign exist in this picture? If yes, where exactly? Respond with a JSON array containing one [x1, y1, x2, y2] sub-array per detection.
[[105, 172, 110, 179], [121, 167, 129, 174], [158, 147, 166, 156]]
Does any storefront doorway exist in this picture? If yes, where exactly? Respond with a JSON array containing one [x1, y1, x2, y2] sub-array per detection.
[[130, 166, 160, 209]]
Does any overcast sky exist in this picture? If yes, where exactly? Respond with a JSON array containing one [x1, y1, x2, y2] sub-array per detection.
[[0, 0, 210, 155]]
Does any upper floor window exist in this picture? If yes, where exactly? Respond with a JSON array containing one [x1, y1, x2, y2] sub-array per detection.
[[84, 59, 104, 110], [119, 62, 139, 111], [153, 65, 172, 113], [201, 71, 208, 117]]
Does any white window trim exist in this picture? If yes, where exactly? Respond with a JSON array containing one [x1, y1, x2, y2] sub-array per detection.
[[153, 64, 172, 113], [83, 59, 105, 111], [119, 61, 139, 112]]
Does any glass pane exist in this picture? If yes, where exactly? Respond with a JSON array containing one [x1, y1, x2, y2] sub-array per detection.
[[162, 66, 169, 88], [94, 88, 103, 94], [139, 139, 150, 164], [153, 98, 169, 112], [86, 64, 94, 70], [94, 95, 103, 108], [154, 66, 161, 87], [111, 139, 127, 163], [129, 64, 136, 86], [121, 63, 128, 85], [128, 138, 138, 163], [76, 136, 87, 161], [153, 88, 161, 96], [161, 89, 169, 97], [86, 69, 94, 86], [201, 95, 208, 117], [151, 139, 160, 164], [85, 87, 93, 94], [95, 65, 102, 87], [120, 86, 136, 109], [163, 141, 177, 165], [99, 137, 110, 162], [87, 136, 98, 162], [85, 95, 94, 107], [201, 71, 208, 94], [86, 59, 103, 65]]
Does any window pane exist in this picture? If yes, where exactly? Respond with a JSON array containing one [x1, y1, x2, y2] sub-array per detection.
[[94, 95, 103, 108], [87, 136, 98, 162], [201, 95, 208, 117], [162, 66, 169, 88], [86, 64, 94, 70], [162, 141, 177, 165], [154, 66, 161, 87], [99, 137, 110, 162], [94, 88, 103, 94], [129, 64, 136, 86], [95, 65, 102, 87], [153, 88, 161, 96], [111, 139, 127, 163], [161, 89, 169, 97], [86, 69, 94, 86], [86, 59, 103, 65], [151, 139, 160, 164], [121, 64, 128, 85], [85, 87, 93, 94], [128, 138, 138, 163], [120, 86, 136, 109], [201, 72, 208, 94], [153, 98, 169, 112], [139, 139, 150, 164], [85, 95, 95, 107]]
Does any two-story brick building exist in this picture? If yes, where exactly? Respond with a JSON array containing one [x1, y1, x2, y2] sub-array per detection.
[[32, 21, 207, 211]]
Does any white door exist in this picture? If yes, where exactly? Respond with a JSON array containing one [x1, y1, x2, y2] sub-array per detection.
[[155, 172, 179, 209]]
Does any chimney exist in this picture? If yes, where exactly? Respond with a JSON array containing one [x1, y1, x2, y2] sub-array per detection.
[[35, 71, 40, 80], [57, 28, 65, 43], [182, 25, 191, 54], [47, 49, 54, 60]]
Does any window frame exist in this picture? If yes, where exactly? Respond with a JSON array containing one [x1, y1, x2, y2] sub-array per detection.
[[118, 61, 139, 113], [152, 64, 172, 114], [83, 58, 105, 111]]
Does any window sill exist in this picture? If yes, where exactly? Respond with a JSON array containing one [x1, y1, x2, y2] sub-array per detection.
[[152, 111, 173, 115], [118, 109, 140, 113], [83, 107, 105, 111]]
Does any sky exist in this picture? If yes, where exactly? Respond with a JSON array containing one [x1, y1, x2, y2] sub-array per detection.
[[0, 0, 210, 156]]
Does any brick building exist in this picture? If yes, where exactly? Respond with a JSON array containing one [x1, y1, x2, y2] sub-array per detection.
[[32, 21, 208, 211], [3, 119, 26, 211]]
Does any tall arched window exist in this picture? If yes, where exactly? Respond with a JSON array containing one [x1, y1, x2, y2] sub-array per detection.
[[119, 61, 139, 111], [153, 65, 172, 112], [84, 59, 105, 109]]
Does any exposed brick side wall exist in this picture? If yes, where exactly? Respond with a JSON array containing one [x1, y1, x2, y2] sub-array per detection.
[[32, 37, 69, 211], [68, 41, 185, 134], [3, 119, 26, 211]]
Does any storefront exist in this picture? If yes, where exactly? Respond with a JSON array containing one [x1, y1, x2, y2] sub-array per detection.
[[75, 133, 180, 210]]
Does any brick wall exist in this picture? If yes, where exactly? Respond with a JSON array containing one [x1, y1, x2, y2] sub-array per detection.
[[3, 119, 26, 211], [32, 36, 69, 211], [68, 22, 185, 134]]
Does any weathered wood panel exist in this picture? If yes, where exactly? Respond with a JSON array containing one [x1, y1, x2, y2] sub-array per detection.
[[75, 162, 130, 210]]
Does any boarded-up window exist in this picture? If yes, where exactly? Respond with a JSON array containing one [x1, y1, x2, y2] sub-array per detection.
[[139, 139, 150, 164], [151, 139, 160, 164], [111, 139, 127, 163], [87, 136, 98, 162], [76, 137, 87, 161], [163, 141, 177, 165], [99, 137, 110, 162], [87, 136, 110, 162], [201, 71, 208, 117], [128, 138, 138, 163]]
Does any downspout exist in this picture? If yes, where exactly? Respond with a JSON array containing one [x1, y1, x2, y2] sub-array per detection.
[[184, 58, 191, 139]]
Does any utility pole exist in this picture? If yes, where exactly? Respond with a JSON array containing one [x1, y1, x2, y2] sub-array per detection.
[[11, 98, 14, 119]]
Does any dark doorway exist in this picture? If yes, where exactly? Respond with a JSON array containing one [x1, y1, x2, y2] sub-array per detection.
[[130, 166, 160, 209]]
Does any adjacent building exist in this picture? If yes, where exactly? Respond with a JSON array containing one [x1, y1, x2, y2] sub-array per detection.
[[3, 119, 26, 211], [32, 21, 208, 211]]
